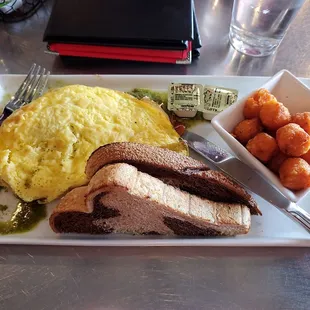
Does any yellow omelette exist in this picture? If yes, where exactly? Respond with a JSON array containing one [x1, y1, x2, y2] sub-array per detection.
[[0, 85, 187, 202]]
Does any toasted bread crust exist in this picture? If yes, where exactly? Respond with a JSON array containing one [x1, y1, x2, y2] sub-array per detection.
[[85, 142, 261, 215], [86, 142, 208, 179]]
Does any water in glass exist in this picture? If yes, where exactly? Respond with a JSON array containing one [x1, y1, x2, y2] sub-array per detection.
[[229, 0, 305, 56]]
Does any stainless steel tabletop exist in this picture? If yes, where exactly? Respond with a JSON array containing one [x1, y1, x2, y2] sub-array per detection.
[[0, 1, 310, 309]]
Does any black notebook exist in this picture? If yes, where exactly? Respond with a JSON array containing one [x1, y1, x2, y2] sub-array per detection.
[[43, 0, 201, 63]]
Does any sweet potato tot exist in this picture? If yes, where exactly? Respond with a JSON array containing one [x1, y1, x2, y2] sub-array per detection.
[[276, 123, 310, 156], [267, 151, 288, 174], [259, 101, 291, 131], [246, 133, 278, 163], [243, 97, 262, 119], [243, 89, 276, 119], [233, 118, 263, 144], [292, 112, 310, 134], [279, 158, 310, 190], [253, 88, 275, 102], [301, 149, 310, 165]]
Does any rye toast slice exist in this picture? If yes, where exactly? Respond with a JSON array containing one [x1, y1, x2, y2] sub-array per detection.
[[86, 143, 261, 215], [50, 163, 251, 236]]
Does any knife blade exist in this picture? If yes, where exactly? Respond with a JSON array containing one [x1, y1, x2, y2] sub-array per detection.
[[182, 130, 310, 233]]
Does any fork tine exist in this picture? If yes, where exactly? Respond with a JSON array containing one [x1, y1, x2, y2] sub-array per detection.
[[37, 71, 50, 97], [18, 65, 40, 102], [22, 65, 42, 103], [25, 68, 45, 103], [14, 63, 37, 99], [0, 64, 50, 123], [22, 69, 50, 104], [31, 69, 50, 100]]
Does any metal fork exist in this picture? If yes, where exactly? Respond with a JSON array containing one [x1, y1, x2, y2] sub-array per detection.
[[0, 64, 50, 126]]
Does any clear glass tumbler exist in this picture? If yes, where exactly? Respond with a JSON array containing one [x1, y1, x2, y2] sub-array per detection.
[[229, 0, 306, 57]]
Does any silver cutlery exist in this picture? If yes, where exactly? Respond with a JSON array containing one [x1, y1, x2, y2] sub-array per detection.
[[182, 130, 310, 233], [0, 63, 50, 126]]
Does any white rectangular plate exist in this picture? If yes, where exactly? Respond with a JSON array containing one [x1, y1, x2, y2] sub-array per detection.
[[0, 74, 310, 247]]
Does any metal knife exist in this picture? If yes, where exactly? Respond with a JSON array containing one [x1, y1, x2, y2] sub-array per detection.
[[182, 130, 310, 233]]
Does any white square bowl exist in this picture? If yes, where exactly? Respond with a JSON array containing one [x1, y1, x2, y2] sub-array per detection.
[[211, 70, 310, 203]]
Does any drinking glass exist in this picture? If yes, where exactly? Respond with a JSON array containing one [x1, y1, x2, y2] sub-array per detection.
[[229, 0, 306, 57]]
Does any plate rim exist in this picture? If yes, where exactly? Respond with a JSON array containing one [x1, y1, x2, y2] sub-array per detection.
[[1, 73, 310, 246]]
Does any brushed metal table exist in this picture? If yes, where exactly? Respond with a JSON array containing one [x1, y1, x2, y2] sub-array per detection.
[[0, 1, 310, 309]]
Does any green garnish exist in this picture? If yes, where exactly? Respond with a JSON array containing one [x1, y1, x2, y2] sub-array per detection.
[[0, 201, 47, 235]]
